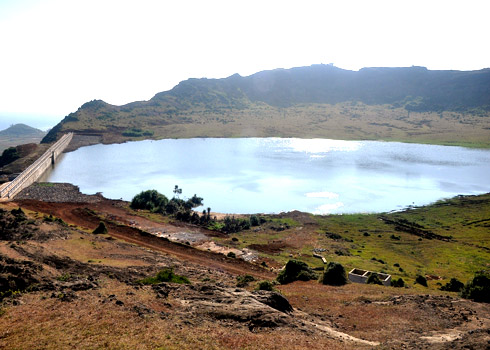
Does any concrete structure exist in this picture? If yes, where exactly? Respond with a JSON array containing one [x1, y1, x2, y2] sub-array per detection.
[[0, 133, 73, 200], [348, 268, 392, 286]]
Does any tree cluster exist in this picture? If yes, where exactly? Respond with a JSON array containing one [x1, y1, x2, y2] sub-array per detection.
[[130, 187, 203, 223]]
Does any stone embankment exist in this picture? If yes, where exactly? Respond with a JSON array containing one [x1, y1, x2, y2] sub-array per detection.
[[0, 133, 73, 199], [15, 182, 102, 203]]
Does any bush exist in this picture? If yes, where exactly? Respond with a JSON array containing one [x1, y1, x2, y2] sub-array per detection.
[[138, 268, 190, 285], [227, 252, 236, 258], [440, 278, 464, 292], [0, 147, 20, 167], [236, 275, 255, 287], [391, 277, 405, 288], [256, 280, 274, 291], [92, 222, 108, 235], [366, 273, 383, 285], [250, 215, 260, 227], [460, 271, 489, 303], [277, 260, 317, 285], [130, 190, 168, 212], [321, 262, 347, 286], [415, 275, 428, 287]]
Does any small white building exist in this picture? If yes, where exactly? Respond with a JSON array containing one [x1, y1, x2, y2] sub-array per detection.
[[348, 268, 392, 286]]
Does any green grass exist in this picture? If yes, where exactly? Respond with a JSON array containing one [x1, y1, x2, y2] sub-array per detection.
[[217, 193, 490, 289]]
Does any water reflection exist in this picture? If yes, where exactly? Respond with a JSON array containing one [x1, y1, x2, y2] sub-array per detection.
[[42, 138, 490, 214]]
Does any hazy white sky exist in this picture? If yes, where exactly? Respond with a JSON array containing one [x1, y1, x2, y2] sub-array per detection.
[[0, 0, 489, 130]]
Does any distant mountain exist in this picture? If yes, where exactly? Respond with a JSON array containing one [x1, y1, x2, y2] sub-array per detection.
[[0, 123, 46, 137], [42, 65, 490, 147], [152, 65, 490, 111]]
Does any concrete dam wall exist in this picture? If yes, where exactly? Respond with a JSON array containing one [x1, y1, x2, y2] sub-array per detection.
[[0, 133, 73, 199]]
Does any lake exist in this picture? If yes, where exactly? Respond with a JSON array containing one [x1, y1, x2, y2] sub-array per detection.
[[40, 138, 490, 214]]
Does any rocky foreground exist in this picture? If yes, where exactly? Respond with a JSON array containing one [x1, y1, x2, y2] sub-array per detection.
[[0, 186, 489, 349]]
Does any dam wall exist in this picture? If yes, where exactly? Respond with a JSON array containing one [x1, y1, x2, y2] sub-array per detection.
[[0, 133, 73, 199]]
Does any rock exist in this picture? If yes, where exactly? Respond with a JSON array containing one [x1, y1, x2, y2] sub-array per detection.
[[253, 291, 294, 313]]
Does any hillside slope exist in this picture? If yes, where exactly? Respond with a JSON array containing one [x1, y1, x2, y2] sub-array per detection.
[[42, 65, 490, 148]]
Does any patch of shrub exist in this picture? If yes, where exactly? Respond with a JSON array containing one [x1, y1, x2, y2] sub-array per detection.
[[440, 278, 464, 292], [325, 232, 342, 240], [92, 222, 108, 235], [415, 275, 428, 287], [130, 189, 169, 212], [391, 277, 405, 288], [222, 216, 251, 233], [460, 271, 489, 303], [390, 234, 401, 240], [366, 273, 383, 285], [138, 268, 190, 285], [334, 249, 350, 256], [321, 262, 347, 286], [0, 147, 20, 167], [236, 275, 255, 287], [227, 252, 236, 258], [277, 260, 317, 285], [250, 215, 260, 227], [256, 280, 274, 291]]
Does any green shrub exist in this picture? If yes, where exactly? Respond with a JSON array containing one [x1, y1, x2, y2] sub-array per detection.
[[256, 280, 274, 291], [250, 215, 260, 226], [138, 268, 190, 285], [440, 278, 464, 292], [92, 222, 108, 234], [391, 277, 405, 288], [227, 252, 236, 258], [130, 190, 169, 211], [366, 273, 383, 285], [236, 275, 255, 287], [415, 275, 428, 287], [0, 147, 20, 167], [460, 271, 489, 303], [277, 260, 317, 285], [321, 262, 347, 286]]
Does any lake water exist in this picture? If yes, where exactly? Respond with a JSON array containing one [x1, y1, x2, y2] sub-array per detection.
[[41, 138, 490, 214]]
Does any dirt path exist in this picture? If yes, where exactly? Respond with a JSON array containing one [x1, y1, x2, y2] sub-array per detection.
[[10, 199, 275, 280]]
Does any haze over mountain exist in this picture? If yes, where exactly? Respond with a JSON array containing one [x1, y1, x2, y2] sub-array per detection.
[[43, 65, 490, 148], [0, 123, 47, 153], [0, 123, 46, 138]]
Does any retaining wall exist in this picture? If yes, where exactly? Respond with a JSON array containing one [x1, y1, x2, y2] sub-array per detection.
[[0, 133, 73, 199]]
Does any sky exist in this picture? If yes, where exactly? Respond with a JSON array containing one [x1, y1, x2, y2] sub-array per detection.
[[0, 0, 489, 131]]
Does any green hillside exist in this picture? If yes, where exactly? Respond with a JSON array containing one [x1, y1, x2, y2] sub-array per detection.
[[42, 65, 490, 148]]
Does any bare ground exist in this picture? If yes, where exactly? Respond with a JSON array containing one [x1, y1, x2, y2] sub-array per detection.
[[0, 185, 489, 349]]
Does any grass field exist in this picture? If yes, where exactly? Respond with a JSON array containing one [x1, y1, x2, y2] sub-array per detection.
[[214, 193, 490, 289]]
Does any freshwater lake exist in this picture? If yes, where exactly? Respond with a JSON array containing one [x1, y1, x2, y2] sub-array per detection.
[[41, 138, 490, 214]]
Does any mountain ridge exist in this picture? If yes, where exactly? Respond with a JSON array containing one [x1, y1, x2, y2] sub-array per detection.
[[42, 65, 490, 147]]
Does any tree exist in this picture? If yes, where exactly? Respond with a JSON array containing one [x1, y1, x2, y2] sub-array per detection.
[[173, 185, 182, 198]]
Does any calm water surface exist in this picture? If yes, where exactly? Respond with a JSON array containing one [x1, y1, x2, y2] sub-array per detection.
[[41, 138, 490, 214]]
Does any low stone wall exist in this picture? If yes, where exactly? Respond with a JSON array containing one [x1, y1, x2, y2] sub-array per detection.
[[0, 133, 73, 199]]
